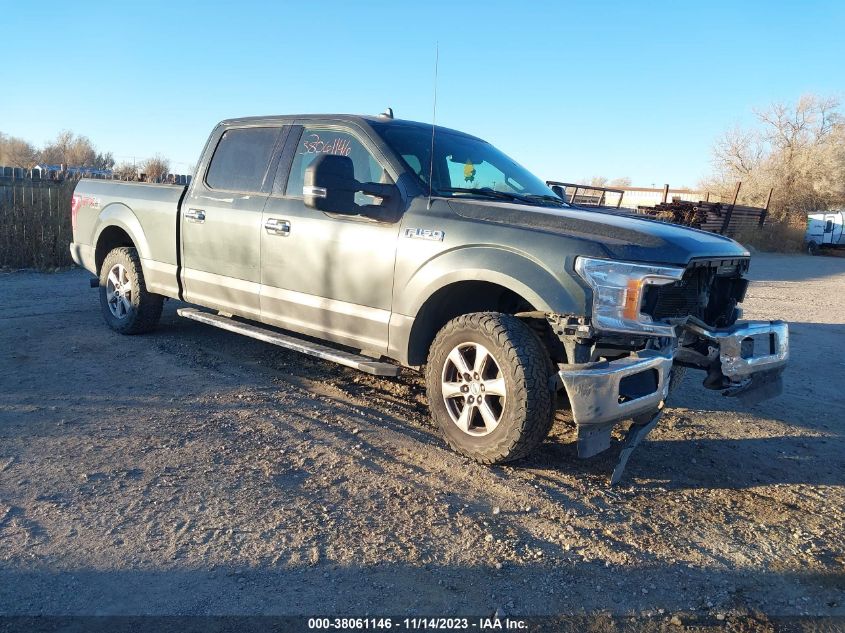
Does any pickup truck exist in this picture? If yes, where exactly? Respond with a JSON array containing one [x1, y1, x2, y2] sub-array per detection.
[[70, 112, 789, 480]]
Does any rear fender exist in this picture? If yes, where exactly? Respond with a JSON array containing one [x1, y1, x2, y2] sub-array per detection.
[[93, 203, 151, 262]]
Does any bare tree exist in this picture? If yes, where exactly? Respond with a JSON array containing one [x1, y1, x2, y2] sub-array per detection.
[[39, 131, 114, 170], [583, 176, 632, 188], [707, 94, 845, 222], [140, 154, 170, 182], [0, 132, 38, 168], [113, 161, 139, 181], [713, 126, 764, 176]]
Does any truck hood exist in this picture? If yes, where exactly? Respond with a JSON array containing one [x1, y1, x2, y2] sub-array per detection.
[[448, 199, 750, 265]]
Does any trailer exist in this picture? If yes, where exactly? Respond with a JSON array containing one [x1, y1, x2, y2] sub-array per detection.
[[806, 210, 845, 255]]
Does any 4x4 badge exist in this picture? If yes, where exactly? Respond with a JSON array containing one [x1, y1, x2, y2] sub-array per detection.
[[404, 227, 445, 242]]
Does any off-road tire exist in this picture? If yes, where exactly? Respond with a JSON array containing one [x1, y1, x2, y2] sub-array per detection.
[[99, 247, 163, 335], [668, 365, 686, 396], [425, 312, 555, 464]]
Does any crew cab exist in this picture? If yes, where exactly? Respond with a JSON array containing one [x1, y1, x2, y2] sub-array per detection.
[[70, 113, 789, 481]]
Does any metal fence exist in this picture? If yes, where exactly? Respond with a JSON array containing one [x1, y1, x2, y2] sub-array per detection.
[[546, 180, 773, 237], [634, 183, 773, 236]]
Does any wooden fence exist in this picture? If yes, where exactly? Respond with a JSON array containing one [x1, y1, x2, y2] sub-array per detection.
[[0, 176, 75, 269]]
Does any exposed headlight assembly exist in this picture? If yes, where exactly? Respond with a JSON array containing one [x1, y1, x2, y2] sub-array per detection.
[[575, 257, 684, 336]]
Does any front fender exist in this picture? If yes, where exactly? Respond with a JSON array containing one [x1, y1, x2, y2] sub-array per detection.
[[394, 245, 586, 318]]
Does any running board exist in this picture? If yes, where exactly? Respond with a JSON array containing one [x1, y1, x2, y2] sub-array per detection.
[[177, 308, 401, 377]]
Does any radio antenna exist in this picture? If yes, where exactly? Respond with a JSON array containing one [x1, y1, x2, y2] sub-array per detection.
[[427, 42, 439, 210]]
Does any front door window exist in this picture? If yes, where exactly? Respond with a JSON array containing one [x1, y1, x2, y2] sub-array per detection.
[[285, 127, 389, 206]]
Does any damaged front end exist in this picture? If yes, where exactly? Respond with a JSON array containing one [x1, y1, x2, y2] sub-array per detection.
[[550, 256, 789, 483], [675, 318, 788, 404]]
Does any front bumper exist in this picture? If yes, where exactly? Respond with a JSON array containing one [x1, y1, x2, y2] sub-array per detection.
[[683, 320, 789, 379], [558, 349, 673, 429], [557, 319, 789, 457]]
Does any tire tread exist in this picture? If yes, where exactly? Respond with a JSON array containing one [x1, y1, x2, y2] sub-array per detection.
[[99, 247, 163, 335], [425, 312, 555, 464]]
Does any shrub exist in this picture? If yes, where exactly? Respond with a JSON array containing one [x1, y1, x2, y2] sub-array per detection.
[[732, 219, 806, 253]]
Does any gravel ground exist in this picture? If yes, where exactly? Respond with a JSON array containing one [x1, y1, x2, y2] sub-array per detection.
[[0, 253, 843, 626]]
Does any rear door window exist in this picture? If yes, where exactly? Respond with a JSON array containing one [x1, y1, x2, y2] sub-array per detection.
[[205, 127, 281, 193]]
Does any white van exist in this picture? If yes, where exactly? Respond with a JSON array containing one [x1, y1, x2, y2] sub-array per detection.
[[806, 210, 845, 255]]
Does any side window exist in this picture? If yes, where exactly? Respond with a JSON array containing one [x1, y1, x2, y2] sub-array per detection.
[[285, 127, 388, 205], [402, 154, 423, 178], [206, 127, 280, 193], [825, 220, 834, 232]]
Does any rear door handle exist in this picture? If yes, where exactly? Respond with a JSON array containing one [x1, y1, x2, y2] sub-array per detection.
[[265, 218, 291, 236], [185, 208, 205, 223]]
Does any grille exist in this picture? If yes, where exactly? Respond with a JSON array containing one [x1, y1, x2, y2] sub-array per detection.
[[642, 258, 749, 325], [649, 268, 709, 320]]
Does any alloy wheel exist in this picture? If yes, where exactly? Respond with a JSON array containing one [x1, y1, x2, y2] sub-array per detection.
[[106, 264, 132, 319], [441, 342, 507, 436]]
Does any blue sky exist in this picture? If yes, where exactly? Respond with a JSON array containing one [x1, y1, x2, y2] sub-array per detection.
[[1, 1, 842, 187]]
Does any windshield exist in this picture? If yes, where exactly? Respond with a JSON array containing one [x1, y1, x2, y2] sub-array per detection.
[[377, 124, 563, 204]]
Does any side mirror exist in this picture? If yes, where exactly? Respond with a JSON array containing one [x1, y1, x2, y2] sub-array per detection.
[[303, 154, 357, 215]]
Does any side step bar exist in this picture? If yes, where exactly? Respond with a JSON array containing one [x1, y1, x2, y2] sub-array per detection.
[[177, 308, 401, 377]]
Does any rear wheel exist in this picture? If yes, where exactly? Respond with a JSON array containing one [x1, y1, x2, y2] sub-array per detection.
[[808, 241, 820, 256], [425, 312, 555, 464], [99, 247, 163, 334]]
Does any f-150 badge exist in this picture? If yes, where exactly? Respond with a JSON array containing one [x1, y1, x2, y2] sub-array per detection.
[[404, 228, 445, 241]]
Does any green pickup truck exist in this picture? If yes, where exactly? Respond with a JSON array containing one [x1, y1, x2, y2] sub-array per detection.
[[70, 112, 788, 480]]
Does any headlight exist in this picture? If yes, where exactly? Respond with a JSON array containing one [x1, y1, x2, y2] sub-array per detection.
[[575, 257, 684, 336]]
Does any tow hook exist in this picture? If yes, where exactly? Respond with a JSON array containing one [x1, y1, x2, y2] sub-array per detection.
[[610, 404, 664, 486]]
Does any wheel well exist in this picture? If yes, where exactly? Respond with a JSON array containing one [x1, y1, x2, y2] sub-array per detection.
[[95, 226, 135, 273], [407, 281, 558, 366]]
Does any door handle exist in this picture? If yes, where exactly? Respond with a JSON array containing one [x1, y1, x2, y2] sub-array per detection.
[[185, 208, 206, 223], [265, 218, 291, 236]]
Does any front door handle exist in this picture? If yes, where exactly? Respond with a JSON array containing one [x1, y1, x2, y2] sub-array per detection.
[[265, 218, 291, 236], [185, 208, 206, 223]]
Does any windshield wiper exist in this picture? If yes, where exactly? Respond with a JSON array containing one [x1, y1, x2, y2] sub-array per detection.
[[439, 187, 538, 205], [523, 193, 570, 207]]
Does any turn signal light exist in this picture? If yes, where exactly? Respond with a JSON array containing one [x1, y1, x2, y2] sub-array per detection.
[[623, 279, 643, 321]]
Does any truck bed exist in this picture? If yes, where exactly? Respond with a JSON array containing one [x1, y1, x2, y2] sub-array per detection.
[[71, 179, 186, 298]]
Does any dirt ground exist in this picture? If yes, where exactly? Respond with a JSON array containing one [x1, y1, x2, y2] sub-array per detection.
[[1, 253, 843, 625]]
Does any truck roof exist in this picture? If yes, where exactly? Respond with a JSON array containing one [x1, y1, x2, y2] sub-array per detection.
[[217, 114, 482, 141]]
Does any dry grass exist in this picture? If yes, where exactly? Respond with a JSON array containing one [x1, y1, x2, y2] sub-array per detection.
[[731, 220, 806, 253], [0, 180, 74, 270]]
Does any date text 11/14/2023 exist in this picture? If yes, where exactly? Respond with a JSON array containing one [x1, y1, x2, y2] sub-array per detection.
[[307, 617, 528, 630]]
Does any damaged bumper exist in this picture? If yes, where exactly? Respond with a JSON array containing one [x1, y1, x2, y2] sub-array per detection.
[[684, 319, 789, 376], [557, 319, 789, 460], [559, 350, 673, 432]]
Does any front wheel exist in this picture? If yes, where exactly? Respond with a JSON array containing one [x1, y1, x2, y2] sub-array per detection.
[[807, 241, 820, 256], [425, 312, 555, 464], [98, 247, 163, 334]]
